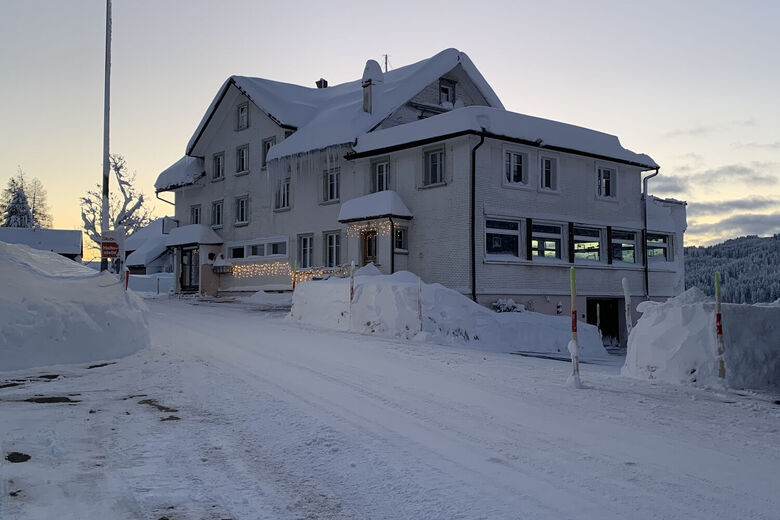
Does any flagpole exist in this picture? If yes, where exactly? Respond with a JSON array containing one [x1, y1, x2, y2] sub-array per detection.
[[100, 0, 112, 271]]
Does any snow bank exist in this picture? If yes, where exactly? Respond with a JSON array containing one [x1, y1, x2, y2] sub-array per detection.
[[622, 288, 780, 389], [241, 289, 292, 310], [289, 271, 606, 359], [0, 242, 150, 372]]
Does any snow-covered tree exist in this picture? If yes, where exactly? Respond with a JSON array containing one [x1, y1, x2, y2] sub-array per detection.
[[1, 168, 52, 227], [80, 154, 152, 247], [2, 188, 33, 228]]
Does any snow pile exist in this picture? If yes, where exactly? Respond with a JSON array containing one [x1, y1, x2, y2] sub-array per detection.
[[242, 290, 292, 310], [622, 288, 780, 389], [290, 271, 606, 358], [127, 272, 174, 294], [0, 242, 150, 372]]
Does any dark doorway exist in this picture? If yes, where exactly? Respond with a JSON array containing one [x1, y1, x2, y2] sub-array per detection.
[[181, 247, 200, 292], [362, 231, 377, 266], [587, 298, 621, 346]]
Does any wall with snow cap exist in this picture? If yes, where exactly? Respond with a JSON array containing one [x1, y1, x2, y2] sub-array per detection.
[[622, 288, 780, 390], [289, 271, 607, 359]]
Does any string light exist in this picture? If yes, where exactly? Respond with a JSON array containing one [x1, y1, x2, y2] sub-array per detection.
[[346, 218, 392, 237], [230, 261, 348, 281]]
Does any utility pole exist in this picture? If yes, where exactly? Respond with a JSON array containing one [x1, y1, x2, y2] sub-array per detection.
[[100, 0, 112, 271]]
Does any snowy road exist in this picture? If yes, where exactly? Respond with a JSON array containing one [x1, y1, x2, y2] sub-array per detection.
[[2, 298, 779, 519]]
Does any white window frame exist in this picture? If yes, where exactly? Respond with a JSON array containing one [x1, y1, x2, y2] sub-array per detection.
[[394, 226, 408, 253], [531, 222, 563, 259], [212, 152, 224, 180], [439, 79, 455, 104], [611, 229, 637, 264], [597, 165, 617, 199], [275, 174, 290, 210], [211, 199, 223, 228], [373, 160, 389, 192], [324, 231, 341, 267], [647, 232, 672, 263], [502, 147, 530, 188], [298, 234, 313, 268], [230, 245, 246, 259], [539, 155, 559, 192], [234, 195, 248, 225], [485, 219, 522, 258], [236, 145, 249, 174], [423, 148, 445, 186], [262, 137, 276, 169], [323, 167, 340, 202], [237, 102, 248, 130], [190, 204, 201, 225], [245, 236, 288, 258], [573, 226, 601, 262]]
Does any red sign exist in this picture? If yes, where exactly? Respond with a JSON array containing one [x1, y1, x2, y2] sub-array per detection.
[[101, 241, 119, 258]]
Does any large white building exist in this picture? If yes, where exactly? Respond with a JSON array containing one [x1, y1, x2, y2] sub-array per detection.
[[155, 48, 686, 344]]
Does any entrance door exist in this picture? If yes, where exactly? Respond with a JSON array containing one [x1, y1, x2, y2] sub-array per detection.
[[362, 231, 377, 265], [181, 247, 200, 292], [586, 298, 620, 346]]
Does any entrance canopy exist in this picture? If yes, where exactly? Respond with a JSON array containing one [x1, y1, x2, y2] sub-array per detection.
[[337, 190, 413, 223], [165, 224, 223, 247]]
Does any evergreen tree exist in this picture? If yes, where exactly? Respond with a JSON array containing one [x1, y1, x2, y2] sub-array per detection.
[[1, 168, 52, 227], [3, 188, 33, 228]]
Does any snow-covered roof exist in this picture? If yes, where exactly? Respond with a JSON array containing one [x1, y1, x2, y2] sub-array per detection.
[[338, 190, 413, 223], [125, 234, 168, 267], [186, 49, 502, 162], [125, 218, 167, 251], [352, 106, 659, 169], [165, 224, 223, 247], [0, 228, 82, 255], [154, 156, 205, 193]]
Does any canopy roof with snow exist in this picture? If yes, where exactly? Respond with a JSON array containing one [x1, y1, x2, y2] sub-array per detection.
[[165, 224, 223, 247], [338, 191, 413, 223], [155, 156, 205, 192], [124, 218, 175, 268], [0, 227, 82, 256], [351, 106, 658, 169]]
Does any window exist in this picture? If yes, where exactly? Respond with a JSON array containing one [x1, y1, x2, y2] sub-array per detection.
[[424, 149, 444, 186], [324, 231, 341, 267], [213, 152, 224, 180], [298, 235, 313, 268], [235, 196, 248, 225], [275, 175, 290, 209], [372, 161, 389, 192], [269, 241, 286, 256], [262, 137, 276, 168], [236, 145, 248, 173], [647, 233, 672, 262], [486, 219, 520, 257], [504, 150, 528, 185], [611, 230, 636, 263], [211, 200, 223, 228], [394, 227, 408, 251], [190, 205, 201, 225], [246, 238, 288, 257], [531, 223, 562, 258], [439, 80, 455, 104], [237, 102, 248, 130], [540, 156, 558, 191], [598, 167, 615, 198], [573, 226, 601, 261], [323, 168, 340, 202], [249, 243, 264, 257], [230, 246, 245, 259]]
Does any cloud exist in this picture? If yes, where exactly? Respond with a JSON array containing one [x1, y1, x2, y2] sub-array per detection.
[[688, 212, 780, 237], [733, 141, 780, 150], [687, 197, 780, 216], [663, 118, 756, 139], [685, 163, 778, 186], [650, 176, 690, 195]]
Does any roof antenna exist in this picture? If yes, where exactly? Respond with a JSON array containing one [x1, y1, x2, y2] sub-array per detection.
[[382, 54, 389, 73]]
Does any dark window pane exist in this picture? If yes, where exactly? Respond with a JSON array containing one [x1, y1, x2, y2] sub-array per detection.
[[486, 220, 518, 231], [487, 233, 518, 256]]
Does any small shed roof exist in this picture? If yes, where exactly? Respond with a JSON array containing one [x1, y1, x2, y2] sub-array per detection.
[[165, 225, 223, 247], [338, 191, 413, 223]]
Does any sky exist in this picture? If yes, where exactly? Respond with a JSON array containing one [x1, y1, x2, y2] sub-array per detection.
[[1, 0, 778, 258]]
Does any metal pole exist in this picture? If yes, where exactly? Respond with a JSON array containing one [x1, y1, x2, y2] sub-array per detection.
[[100, 0, 112, 271], [622, 277, 633, 339], [570, 267, 580, 379], [715, 272, 725, 380]]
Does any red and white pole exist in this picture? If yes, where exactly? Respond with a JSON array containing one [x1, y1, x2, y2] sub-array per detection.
[[569, 267, 580, 382], [349, 261, 355, 302], [715, 271, 725, 380]]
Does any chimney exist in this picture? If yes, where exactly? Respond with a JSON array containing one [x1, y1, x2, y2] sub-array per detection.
[[361, 60, 383, 113], [315, 78, 328, 88]]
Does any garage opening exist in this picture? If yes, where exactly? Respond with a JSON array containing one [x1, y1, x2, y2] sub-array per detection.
[[586, 298, 623, 348]]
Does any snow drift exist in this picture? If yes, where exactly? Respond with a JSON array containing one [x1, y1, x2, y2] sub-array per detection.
[[0, 242, 150, 372], [622, 288, 780, 389], [290, 270, 606, 359]]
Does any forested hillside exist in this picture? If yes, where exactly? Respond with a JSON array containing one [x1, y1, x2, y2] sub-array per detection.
[[685, 234, 780, 303]]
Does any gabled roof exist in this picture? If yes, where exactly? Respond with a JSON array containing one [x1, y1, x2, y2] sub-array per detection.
[[186, 49, 503, 160], [350, 106, 659, 169]]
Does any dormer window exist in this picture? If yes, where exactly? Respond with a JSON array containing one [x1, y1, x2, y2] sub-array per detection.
[[237, 102, 248, 130], [439, 80, 455, 104]]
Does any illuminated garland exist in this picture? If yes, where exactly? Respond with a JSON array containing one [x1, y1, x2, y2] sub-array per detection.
[[230, 261, 348, 282], [346, 218, 392, 238]]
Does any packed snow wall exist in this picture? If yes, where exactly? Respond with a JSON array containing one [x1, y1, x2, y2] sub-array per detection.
[[0, 242, 150, 372], [622, 288, 780, 389], [289, 269, 607, 359]]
